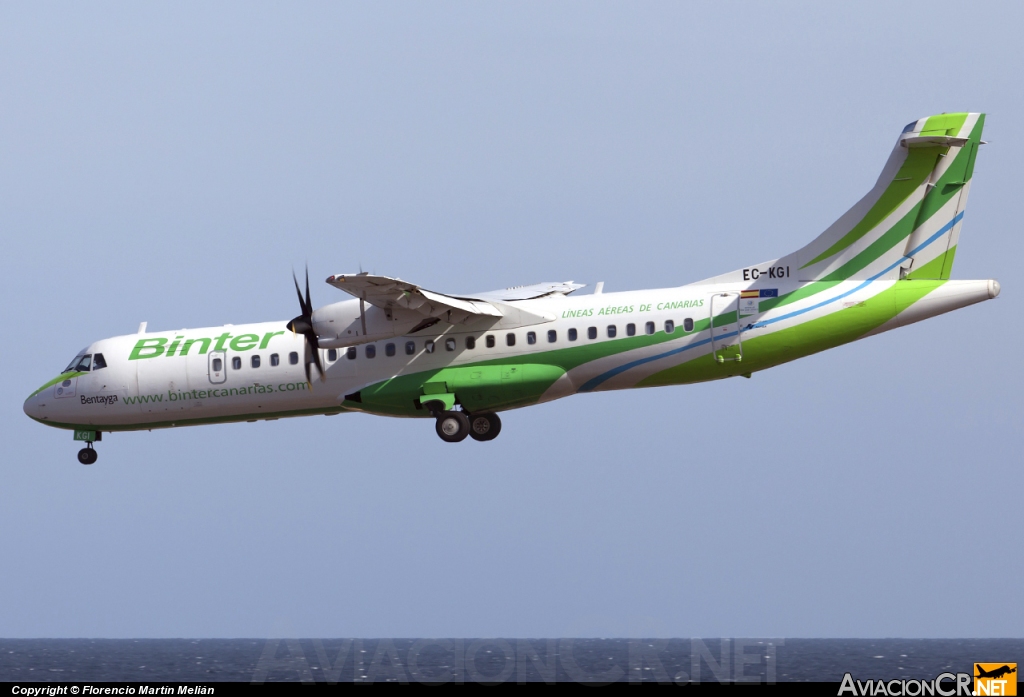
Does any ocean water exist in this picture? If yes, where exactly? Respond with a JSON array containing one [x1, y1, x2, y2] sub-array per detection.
[[0, 639, 1020, 683]]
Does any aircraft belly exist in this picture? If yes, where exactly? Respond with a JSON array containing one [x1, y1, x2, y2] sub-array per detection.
[[354, 362, 566, 416]]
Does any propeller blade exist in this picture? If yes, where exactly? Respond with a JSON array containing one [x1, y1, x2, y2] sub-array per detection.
[[292, 272, 306, 315], [304, 268, 313, 317], [297, 330, 323, 383], [305, 332, 324, 382], [288, 266, 324, 383]]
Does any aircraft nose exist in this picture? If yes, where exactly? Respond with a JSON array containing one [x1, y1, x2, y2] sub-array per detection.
[[23, 388, 50, 422], [23, 392, 41, 420]]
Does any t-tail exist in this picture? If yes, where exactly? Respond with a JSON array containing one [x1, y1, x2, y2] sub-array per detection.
[[793, 112, 984, 283], [697, 112, 999, 330]]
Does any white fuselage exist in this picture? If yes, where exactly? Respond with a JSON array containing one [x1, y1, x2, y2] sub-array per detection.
[[23, 278, 998, 433]]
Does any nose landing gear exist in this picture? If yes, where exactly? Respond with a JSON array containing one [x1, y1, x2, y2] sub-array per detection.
[[73, 430, 101, 464], [77, 443, 98, 465]]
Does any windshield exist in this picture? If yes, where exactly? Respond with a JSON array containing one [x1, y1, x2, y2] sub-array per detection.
[[63, 354, 91, 373]]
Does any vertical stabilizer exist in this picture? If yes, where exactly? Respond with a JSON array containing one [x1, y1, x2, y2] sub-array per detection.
[[793, 113, 985, 282]]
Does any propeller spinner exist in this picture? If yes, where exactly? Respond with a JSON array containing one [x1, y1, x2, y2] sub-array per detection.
[[286, 268, 324, 383]]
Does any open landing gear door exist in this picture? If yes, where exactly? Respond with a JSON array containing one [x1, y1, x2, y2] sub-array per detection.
[[710, 292, 744, 364]]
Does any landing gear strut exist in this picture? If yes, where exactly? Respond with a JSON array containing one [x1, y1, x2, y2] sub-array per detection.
[[74, 430, 101, 464], [77, 443, 98, 465]]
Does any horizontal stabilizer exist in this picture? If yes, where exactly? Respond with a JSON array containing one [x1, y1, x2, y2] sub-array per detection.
[[692, 112, 985, 287]]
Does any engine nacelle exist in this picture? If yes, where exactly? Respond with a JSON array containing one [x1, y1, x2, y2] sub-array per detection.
[[312, 299, 422, 349]]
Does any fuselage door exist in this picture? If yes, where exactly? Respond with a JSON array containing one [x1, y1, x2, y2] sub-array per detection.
[[209, 351, 227, 384], [710, 292, 744, 363]]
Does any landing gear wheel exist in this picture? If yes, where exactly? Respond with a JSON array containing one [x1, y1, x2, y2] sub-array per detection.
[[77, 447, 98, 465], [435, 411, 470, 443], [468, 412, 502, 442]]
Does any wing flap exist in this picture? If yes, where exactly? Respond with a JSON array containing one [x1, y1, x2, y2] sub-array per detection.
[[418, 288, 503, 317], [465, 281, 585, 301]]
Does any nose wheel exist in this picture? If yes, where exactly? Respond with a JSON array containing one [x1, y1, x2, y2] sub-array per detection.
[[77, 443, 98, 465], [73, 430, 101, 464]]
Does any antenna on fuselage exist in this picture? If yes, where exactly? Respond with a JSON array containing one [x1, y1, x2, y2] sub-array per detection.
[[137, 322, 147, 334]]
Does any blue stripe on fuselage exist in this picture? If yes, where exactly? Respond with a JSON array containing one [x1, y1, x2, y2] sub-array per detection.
[[577, 212, 963, 392]]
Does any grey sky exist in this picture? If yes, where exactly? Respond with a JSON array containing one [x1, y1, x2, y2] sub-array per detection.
[[1, 1, 1020, 637]]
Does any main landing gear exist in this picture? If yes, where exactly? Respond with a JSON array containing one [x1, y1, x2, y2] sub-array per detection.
[[77, 443, 98, 465], [433, 410, 502, 443]]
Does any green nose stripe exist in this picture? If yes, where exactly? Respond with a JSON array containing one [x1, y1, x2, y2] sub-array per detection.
[[29, 371, 86, 399]]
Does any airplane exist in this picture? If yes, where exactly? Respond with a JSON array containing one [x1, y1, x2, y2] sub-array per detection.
[[24, 112, 999, 464], [975, 665, 1016, 680]]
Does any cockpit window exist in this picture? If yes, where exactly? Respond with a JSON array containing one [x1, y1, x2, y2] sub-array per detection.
[[65, 354, 92, 372], [92, 353, 107, 370]]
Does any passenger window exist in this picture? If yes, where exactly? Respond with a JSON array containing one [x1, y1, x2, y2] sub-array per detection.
[[486, 335, 496, 348], [568, 328, 578, 341], [232, 356, 242, 370], [527, 331, 536, 345], [327, 348, 337, 362], [684, 317, 694, 332], [645, 321, 655, 335], [289, 351, 299, 365], [506, 333, 516, 347], [587, 327, 597, 340], [212, 358, 223, 372], [466, 336, 476, 349], [75, 355, 92, 372], [626, 323, 635, 337], [665, 320, 675, 334], [92, 353, 107, 370], [270, 353, 280, 366], [405, 341, 416, 355], [547, 330, 557, 343], [386, 343, 396, 357], [425, 340, 435, 353], [445, 338, 456, 351], [251, 355, 261, 368], [607, 325, 617, 338], [347, 347, 357, 360], [366, 345, 376, 358]]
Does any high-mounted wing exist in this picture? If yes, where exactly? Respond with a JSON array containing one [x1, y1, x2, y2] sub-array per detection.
[[325, 273, 584, 325], [326, 273, 502, 324], [464, 281, 586, 302]]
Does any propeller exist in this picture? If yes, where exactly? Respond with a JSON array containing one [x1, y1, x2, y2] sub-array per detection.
[[286, 267, 324, 383]]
